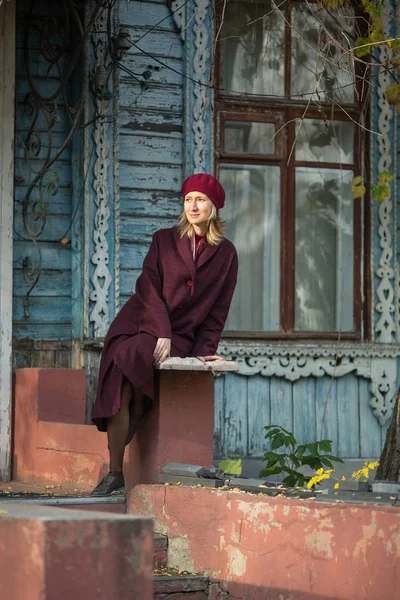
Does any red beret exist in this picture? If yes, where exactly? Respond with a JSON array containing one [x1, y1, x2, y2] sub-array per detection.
[[182, 173, 225, 210]]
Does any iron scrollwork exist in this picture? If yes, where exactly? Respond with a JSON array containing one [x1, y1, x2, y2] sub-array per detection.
[[18, 0, 103, 316]]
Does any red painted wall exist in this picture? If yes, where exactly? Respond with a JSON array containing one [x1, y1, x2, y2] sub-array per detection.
[[128, 484, 400, 600]]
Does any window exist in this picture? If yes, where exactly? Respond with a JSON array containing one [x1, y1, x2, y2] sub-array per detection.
[[216, 0, 366, 338]]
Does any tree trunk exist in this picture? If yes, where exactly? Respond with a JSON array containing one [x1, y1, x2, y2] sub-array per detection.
[[376, 387, 400, 481]]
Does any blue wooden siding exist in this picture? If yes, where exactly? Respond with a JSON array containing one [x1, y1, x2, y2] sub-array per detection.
[[118, 0, 183, 307], [13, 1, 74, 341], [214, 373, 390, 460]]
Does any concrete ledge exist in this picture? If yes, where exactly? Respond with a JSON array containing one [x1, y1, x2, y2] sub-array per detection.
[[156, 357, 238, 372], [128, 484, 400, 600], [0, 503, 153, 600]]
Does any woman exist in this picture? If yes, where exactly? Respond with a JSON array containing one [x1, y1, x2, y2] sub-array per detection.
[[91, 173, 238, 495]]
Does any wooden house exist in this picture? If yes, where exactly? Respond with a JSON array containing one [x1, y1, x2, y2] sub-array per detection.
[[1, 0, 400, 481]]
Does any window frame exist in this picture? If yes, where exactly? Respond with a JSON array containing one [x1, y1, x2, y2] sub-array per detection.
[[214, 0, 371, 341]]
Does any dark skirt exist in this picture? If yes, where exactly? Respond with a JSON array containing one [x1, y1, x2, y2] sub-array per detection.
[[91, 298, 193, 433]]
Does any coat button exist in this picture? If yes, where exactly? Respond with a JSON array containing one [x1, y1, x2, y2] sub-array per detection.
[[186, 280, 193, 287]]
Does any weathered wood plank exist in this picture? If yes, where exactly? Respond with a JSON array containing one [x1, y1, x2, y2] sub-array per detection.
[[55, 350, 71, 369], [315, 377, 338, 455], [120, 163, 182, 191], [120, 270, 141, 297], [13, 296, 71, 323], [84, 349, 101, 423], [13, 214, 72, 241], [14, 187, 73, 214], [359, 377, 382, 458], [0, 0, 16, 480], [120, 0, 176, 29], [121, 54, 182, 87], [247, 375, 270, 457], [13, 350, 31, 370], [15, 77, 70, 104], [124, 31, 183, 60], [223, 374, 248, 456], [120, 190, 182, 218], [119, 134, 182, 165], [13, 242, 71, 270], [16, 102, 71, 133], [270, 379, 293, 433], [12, 322, 71, 341], [120, 109, 183, 138], [337, 375, 360, 458], [30, 350, 55, 368], [293, 378, 316, 445], [214, 375, 225, 459], [120, 244, 149, 270], [120, 216, 177, 243], [14, 132, 72, 161], [14, 158, 72, 187], [13, 270, 71, 296], [119, 82, 182, 112]]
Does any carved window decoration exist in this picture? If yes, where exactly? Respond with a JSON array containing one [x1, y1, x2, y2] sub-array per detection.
[[215, 0, 369, 340]]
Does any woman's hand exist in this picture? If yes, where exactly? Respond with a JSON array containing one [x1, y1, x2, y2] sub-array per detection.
[[153, 338, 171, 364], [197, 355, 224, 362]]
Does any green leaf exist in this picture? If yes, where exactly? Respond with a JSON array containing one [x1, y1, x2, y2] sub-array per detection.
[[259, 465, 282, 478], [352, 176, 366, 200], [325, 455, 344, 464], [386, 83, 400, 110], [319, 457, 333, 468], [355, 37, 372, 57], [318, 440, 333, 452], [301, 456, 324, 469], [283, 474, 299, 487], [271, 435, 285, 450], [218, 458, 242, 476], [262, 451, 280, 462]]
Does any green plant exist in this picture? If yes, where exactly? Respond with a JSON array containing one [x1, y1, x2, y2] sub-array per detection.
[[259, 425, 344, 488]]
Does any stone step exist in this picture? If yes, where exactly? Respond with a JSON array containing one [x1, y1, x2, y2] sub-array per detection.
[[153, 574, 209, 598], [0, 493, 127, 513]]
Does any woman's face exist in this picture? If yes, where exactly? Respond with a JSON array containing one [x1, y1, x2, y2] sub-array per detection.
[[184, 191, 214, 228]]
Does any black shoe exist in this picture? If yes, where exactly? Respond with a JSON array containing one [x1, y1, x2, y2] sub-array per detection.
[[90, 471, 125, 496]]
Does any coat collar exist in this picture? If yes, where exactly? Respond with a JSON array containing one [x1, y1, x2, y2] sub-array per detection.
[[173, 227, 222, 274], [173, 227, 195, 281]]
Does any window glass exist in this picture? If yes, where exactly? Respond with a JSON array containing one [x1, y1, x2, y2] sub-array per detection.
[[291, 3, 355, 103], [225, 121, 276, 155], [294, 168, 354, 331], [295, 119, 354, 163], [219, 164, 281, 331], [220, 0, 286, 97]]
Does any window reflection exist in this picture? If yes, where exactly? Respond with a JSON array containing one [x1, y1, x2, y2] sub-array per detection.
[[295, 168, 354, 331], [219, 164, 281, 331], [291, 3, 355, 103], [220, 0, 286, 97], [295, 119, 354, 164], [225, 121, 276, 155]]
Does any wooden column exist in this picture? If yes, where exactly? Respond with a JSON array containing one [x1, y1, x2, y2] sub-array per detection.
[[0, 0, 16, 481]]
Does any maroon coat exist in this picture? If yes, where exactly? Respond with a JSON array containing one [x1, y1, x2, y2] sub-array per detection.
[[92, 226, 238, 431]]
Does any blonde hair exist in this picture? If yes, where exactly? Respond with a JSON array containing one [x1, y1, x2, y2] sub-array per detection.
[[177, 204, 225, 246]]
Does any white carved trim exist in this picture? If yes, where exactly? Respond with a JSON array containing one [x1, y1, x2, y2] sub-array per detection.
[[0, 0, 15, 480], [219, 340, 400, 359], [89, 9, 112, 338], [171, 0, 187, 40], [375, 1, 396, 343], [83, 17, 90, 339], [396, 0, 400, 342], [113, 1, 120, 314], [192, 0, 210, 173], [218, 341, 399, 425]]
